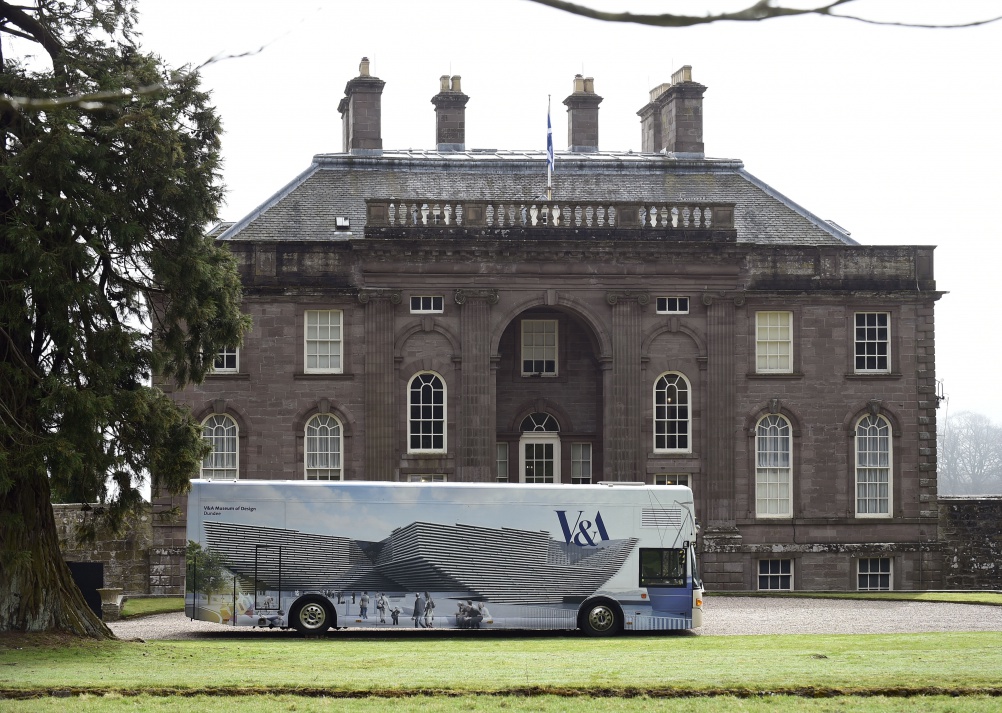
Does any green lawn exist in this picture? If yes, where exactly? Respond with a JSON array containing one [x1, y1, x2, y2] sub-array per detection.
[[3, 694, 1002, 713], [3, 632, 1001, 694]]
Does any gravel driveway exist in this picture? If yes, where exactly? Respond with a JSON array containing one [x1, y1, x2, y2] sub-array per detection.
[[109, 597, 1002, 640]]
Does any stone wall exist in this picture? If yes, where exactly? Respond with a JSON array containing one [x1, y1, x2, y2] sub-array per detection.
[[54, 503, 152, 595], [939, 496, 1002, 589], [150, 492, 189, 596]]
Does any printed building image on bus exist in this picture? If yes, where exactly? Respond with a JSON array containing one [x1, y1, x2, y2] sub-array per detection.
[[185, 480, 703, 635]]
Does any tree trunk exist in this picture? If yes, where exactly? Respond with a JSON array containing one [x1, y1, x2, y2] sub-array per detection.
[[0, 461, 113, 637]]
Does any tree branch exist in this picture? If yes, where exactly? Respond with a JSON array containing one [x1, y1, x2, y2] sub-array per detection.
[[522, 0, 1002, 29], [0, 0, 65, 72], [0, 44, 267, 113], [0, 83, 163, 112]]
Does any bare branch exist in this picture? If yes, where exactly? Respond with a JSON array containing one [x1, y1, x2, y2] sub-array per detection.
[[522, 0, 1002, 29], [0, 83, 162, 111], [0, 43, 268, 113]]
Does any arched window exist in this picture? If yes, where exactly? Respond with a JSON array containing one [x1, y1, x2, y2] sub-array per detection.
[[654, 372, 691, 452], [756, 414, 792, 517], [856, 414, 891, 516], [408, 372, 445, 452], [305, 414, 342, 480], [201, 414, 238, 479]]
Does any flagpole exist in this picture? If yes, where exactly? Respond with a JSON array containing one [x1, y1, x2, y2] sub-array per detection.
[[546, 95, 553, 202]]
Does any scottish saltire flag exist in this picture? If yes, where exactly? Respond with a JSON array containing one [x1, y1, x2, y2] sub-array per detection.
[[546, 103, 554, 173]]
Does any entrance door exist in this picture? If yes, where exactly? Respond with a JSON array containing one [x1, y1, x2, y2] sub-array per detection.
[[519, 434, 560, 483], [518, 412, 560, 483]]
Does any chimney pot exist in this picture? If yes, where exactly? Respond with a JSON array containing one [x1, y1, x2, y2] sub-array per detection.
[[564, 75, 602, 152], [338, 59, 385, 155], [637, 65, 705, 156], [432, 74, 470, 152], [671, 65, 692, 85]]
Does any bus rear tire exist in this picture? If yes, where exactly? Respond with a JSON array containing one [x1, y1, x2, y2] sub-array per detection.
[[291, 597, 334, 635], [580, 599, 622, 637]]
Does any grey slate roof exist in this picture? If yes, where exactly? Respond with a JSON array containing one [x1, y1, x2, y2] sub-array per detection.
[[219, 150, 856, 246]]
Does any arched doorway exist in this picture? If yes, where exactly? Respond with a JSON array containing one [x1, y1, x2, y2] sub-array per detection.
[[518, 413, 559, 483]]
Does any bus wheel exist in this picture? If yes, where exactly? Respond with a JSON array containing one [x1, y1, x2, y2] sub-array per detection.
[[580, 600, 622, 637], [291, 597, 333, 635]]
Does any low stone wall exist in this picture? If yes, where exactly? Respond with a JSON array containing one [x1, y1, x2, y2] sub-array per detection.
[[54, 503, 152, 595], [939, 496, 1002, 589]]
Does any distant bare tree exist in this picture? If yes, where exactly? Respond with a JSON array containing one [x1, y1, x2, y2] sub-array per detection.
[[938, 412, 1002, 496]]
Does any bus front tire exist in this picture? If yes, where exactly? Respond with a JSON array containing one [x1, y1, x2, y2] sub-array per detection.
[[580, 599, 622, 637], [291, 597, 334, 635]]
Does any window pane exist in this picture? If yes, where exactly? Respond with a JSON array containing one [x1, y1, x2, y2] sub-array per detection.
[[639, 548, 686, 587], [854, 312, 890, 372], [201, 414, 238, 479], [306, 414, 342, 480], [409, 373, 445, 452], [571, 443, 592, 484], [756, 311, 793, 373], [304, 310, 343, 373], [858, 557, 892, 591], [654, 373, 690, 451], [521, 320, 558, 376], [856, 415, 891, 515], [758, 559, 793, 590], [496, 443, 509, 482]]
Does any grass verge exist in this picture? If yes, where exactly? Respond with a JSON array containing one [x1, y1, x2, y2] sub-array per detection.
[[2, 694, 1002, 712], [709, 591, 1002, 606]]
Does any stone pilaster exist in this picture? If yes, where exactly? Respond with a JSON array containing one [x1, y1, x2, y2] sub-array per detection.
[[358, 289, 401, 479], [455, 289, 499, 481], [606, 291, 648, 481], [703, 292, 741, 527]]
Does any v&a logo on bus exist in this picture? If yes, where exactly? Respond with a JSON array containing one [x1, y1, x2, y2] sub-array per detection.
[[556, 510, 610, 546]]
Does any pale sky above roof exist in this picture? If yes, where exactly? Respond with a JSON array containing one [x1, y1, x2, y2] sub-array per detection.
[[134, 0, 1002, 425]]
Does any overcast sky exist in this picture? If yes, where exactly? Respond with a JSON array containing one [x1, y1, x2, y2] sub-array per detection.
[[135, 0, 1002, 425]]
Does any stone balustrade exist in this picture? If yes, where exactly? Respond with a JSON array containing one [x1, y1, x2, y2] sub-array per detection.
[[365, 198, 735, 237]]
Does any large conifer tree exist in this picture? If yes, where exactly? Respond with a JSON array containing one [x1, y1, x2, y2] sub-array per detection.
[[1, 0, 248, 635]]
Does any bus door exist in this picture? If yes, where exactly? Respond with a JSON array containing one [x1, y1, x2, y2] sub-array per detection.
[[639, 546, 690, 616], [254, 544, 283, 623]]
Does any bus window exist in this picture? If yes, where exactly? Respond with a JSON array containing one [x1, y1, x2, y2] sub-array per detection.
[[639, 548, 687, 587]]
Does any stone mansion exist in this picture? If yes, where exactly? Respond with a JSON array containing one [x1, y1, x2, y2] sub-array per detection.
[[155, 60, 942, 593]]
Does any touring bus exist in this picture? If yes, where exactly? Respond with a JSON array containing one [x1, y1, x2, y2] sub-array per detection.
[[185, 479, 703, 636]]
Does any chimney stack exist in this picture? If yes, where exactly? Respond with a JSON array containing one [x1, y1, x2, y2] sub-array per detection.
[[563, 74, 602, 153], [637, 65, 706, 157], [338, 57, 385, 155], [431, 74, 470, 152]]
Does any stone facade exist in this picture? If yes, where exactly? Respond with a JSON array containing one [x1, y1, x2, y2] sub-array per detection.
[[156, 63, 948, 592]]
